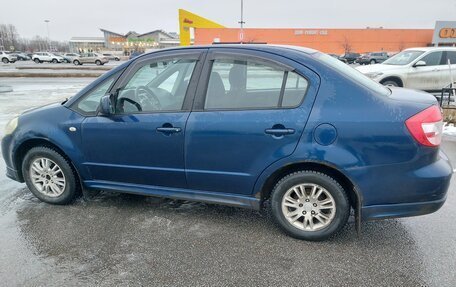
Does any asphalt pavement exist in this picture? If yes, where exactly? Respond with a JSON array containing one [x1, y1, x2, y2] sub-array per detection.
[[0, 78, 455, 286]]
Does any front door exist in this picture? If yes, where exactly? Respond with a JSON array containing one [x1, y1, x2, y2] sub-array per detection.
[[185, 50, 319, 195], [81, 50, 205, 188], [407, 51, 447, 91]]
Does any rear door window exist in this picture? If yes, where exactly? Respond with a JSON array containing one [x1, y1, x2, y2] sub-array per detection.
[[204, 57, 308, 110]]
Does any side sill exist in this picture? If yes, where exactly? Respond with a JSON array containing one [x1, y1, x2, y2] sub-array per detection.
[[84, 180, 261, 210]]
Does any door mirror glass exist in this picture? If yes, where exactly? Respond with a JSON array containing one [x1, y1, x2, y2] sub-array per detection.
[[99, 94, 114, 115], [414, 60, 426, 67]]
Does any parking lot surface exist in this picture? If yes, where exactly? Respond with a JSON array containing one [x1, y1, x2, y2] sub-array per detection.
[[0, 78, 455, 286]]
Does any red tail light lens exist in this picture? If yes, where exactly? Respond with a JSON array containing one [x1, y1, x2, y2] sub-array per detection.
[[405, 105, 443, 147]]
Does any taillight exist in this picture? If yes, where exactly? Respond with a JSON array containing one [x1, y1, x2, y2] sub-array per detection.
[[405, 105, 443, 147]]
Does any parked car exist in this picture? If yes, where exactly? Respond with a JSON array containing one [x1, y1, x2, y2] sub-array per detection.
[[357, 52, 389, 65], [102, 53, 120, 61], [0, 51, 17, 63], [339, 52, 360, 64], [2, 45, 451, 241], [357, 47, 456, 92], [12, 52, 31, 61], [32, 52, 64, 63], [73, 53, 109, 66], [328, 53, 347, 63], [61, 53, 80, 63]]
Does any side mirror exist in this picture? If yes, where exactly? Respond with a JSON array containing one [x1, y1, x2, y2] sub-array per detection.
[[414, 60, 426, 67], [99, 94, 114, 115]]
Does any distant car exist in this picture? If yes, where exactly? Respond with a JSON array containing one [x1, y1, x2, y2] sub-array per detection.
[[2, 45, 452, 242], [328, 54, 348, 63], [62, 53, 81, 63], [339, 53, 360, 64], [0, 51, 17, 63], [73, 53, 109, 66], [102, 53, 120, 61], [357, 47, 456, 91], [357, 52, 389, 65], [32, 52, 64, 63], [129, 51, 144, 60], [12, 52, 31, 61]]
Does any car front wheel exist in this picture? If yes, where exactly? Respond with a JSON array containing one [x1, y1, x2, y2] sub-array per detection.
[[22, 147, 79, 204], [2, 58, 9, 63], [34, 58, 40, 64], [95, 60, 101, 66], [271, 171, 349, 241]]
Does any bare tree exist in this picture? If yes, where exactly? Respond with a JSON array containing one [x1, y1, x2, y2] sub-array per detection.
[[340, 36, 353, 54]]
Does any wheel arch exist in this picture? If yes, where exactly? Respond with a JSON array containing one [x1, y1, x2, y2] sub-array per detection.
[[258, 161, 363, 231], [380, 76, 403, 87], [13, 138, 82, 185]]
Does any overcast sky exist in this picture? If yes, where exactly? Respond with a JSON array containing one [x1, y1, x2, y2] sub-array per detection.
[[2, 0, 456, 41]]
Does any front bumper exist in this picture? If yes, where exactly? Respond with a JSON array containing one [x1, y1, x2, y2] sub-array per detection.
[[1, 134, 23, 182]]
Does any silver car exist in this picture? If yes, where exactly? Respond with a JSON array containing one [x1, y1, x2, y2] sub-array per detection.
[[73, 53, 109, 66]]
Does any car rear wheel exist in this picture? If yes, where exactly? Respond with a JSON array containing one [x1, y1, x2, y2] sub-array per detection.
[[2, 58, 9, 64], [51, 58, 58, 63], [95, 60, 101, 66], [370, 59, 376, 64], [22, 147, 79, 205], [73, 60, 80, 65], [270, 171, 349, 241]]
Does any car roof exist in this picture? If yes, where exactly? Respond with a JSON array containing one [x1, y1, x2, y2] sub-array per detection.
[[403, 47, 456, 52], [142, 44, 319, 56]]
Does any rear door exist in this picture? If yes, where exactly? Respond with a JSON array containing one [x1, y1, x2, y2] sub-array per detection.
[[185, 49, 320, 195]]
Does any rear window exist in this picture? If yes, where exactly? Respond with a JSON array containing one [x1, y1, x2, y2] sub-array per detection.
[[315, 53, 390, 97]]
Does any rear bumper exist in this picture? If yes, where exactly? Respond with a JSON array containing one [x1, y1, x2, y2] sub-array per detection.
[[362, 196, 446, 220], [358, 150, 452, 221]]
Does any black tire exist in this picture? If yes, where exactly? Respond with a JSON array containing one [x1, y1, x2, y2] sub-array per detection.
[[73, 60, 80, 65], [270, 171, 350, 241], [95, 60, 101, 66], [51, 58, 58, 63], [115, 57, 120, 61], [381, 79, 400, 87], [22, 146, 80, 205], [370, 59, 376, 64], [34, 58, 40, 64], [2, 57, 9, 63]]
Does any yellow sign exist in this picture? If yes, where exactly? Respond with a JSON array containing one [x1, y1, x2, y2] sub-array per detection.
[[178, 9, 225, 46], [439, 28, 456, 38]]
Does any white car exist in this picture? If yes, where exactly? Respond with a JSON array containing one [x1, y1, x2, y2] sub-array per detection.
[[356, 47, 456, 92], [0, 51, 17, 63], [32, 52, 64, 64]]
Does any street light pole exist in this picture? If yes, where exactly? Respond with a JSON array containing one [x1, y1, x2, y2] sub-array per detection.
[[238, 0, 245, 43], [44, 20, 50, 51]]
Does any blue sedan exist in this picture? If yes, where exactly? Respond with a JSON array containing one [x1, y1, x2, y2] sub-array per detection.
[[1, 45, 452, 241]]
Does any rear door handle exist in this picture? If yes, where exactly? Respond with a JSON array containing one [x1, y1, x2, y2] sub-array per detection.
[[156, 127, 181, 133], [265, 128, 295, 136]]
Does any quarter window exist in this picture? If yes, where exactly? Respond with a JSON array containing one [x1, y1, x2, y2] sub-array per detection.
[[204, 58, 308, 110], [74, 72, 119, 115]]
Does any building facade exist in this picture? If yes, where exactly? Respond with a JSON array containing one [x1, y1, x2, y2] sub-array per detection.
[[194, 28, 434, 54], [69, 29, 179, 53]]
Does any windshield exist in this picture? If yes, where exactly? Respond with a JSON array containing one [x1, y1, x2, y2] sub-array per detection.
[[315, 53, 390, 96], [383, 50, 424, 65]]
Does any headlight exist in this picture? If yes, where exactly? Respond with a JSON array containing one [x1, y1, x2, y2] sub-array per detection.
[[4, 117, 18, 135], [365, 72, 383, 79]]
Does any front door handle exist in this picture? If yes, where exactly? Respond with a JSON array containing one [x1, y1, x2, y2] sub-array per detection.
[[156, 124, 181, 134], [265, 127, 295, 136]]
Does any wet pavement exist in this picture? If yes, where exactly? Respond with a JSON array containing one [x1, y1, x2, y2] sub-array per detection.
[[0, 78, 455, 286]]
